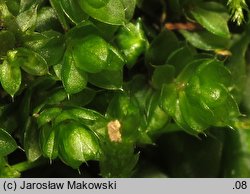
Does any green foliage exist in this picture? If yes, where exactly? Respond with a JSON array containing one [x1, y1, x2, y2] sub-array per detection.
[[0, 58, 21, 97], [190, 4, 230, 38], [58, 121, 100, 169], [79, 0, 126, 25], [0, 128, 17, 157], [72, 35, 109, 73], [61, 48, 87, 94], [227, 0, 248, 25], [60, 0, 88, 24], [179, 30, 229, 51], [161, 59, 240, 135], [0, 0, 250, 178], [115, 19, 148, 68]]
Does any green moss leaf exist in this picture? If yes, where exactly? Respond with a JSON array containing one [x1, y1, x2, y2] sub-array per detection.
[[179, 91, 209, 134], [120, 0, 136, 20], [0, 0, 20, 33], [106, 45, 125, 71], [62, 48, 87, 94], [106, 93, 142, 142], [37, 107, 62, 128], [60, 0, 88, 24], [58, 121, 100, 169], [39, 124, 58, 160], [72, 35, 109, 73], [24, 117, 42, 162], [0, 59, 21, 97], [85, 0, 109, 9], [5, 0, 20, 16], [22, 31, 65, 66], [180, 30, 229, 51], [16, 48, 49, 76], [145, 92, 169, 133], [16, 4, 38, 32], [32, 87, 68, 115], [49, 0, 70, 31], [166, 45, 196, 75], [53, 107, 107, 132], [36, 7, 62, 32], [115, 20, 147, 68], [88, 69, 123, 90], [79, 0, 126, 25], [160, 83, 178, 116], [197, 59, 232, 87], [191, 6, 230, 38], [0, 128, 17, 157]]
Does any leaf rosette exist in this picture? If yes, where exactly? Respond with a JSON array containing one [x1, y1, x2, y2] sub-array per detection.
[[161, 59, 241, 135]]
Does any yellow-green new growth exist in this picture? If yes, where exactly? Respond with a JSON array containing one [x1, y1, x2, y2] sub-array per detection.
[[227, 0, 248, 25]]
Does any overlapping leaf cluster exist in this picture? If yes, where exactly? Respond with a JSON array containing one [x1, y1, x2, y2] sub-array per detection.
[[0, 0, 250, 178]]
